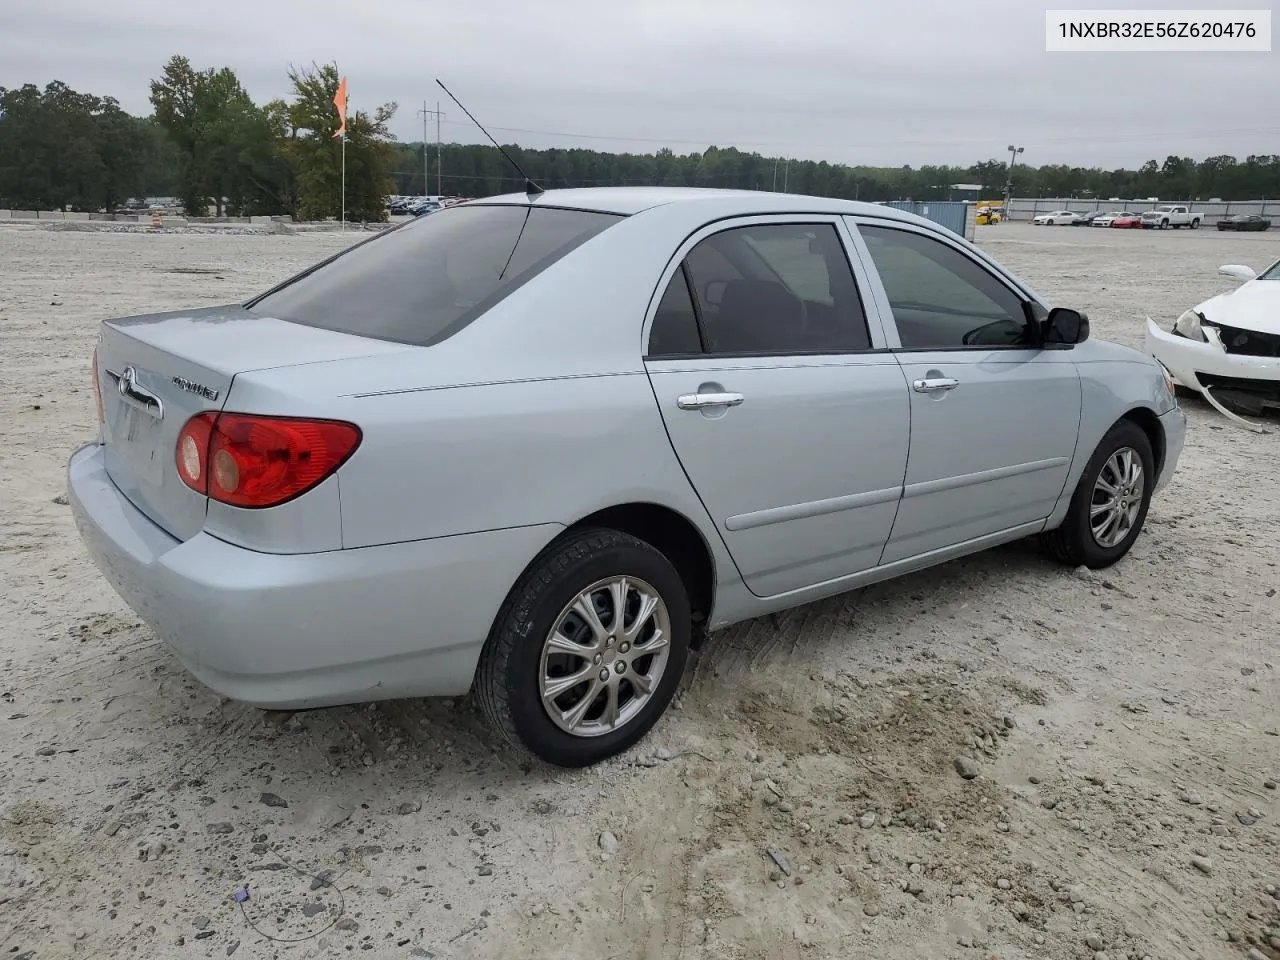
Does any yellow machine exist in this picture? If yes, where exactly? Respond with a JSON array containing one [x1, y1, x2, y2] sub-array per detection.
[[976, 205, 1003, 225]]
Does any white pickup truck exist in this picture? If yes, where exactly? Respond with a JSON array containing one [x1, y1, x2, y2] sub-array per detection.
[[1140, 205, 1202, 230]]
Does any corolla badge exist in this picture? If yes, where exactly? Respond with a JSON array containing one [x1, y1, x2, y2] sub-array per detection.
[[171, 375, 220, 401]]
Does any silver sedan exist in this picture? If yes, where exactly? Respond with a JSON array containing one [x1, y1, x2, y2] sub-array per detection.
[[68, 187, 1186, 767]]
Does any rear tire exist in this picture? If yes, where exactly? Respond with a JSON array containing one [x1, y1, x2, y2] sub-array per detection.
[[475, 527, 691, 767], [1041, 421, 1155, 570], [1190, 219, 1200, 230]]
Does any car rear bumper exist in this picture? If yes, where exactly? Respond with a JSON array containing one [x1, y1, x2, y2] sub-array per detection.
[[1144, 319, 1280, 394], [67, 442, 560, 709]]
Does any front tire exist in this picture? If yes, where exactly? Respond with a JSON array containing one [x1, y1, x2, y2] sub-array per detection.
[[475, 528, 691, 767], [1041, 420, 1155, 569]]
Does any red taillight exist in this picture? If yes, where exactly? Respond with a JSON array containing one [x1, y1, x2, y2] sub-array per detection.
[[176, 413, 361, 509], [91, 346, 104, 426]]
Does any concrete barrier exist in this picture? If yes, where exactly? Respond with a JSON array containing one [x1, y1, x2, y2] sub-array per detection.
[[0, 210, 11, 220], [11, 210, 38, 220], [37, 210, 65, 219], [250, 216, 275, 225], [65, 211, 91, 221], [160, 217, 188, 228]]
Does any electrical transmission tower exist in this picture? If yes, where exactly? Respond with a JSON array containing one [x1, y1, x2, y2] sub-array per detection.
[[416, 101, 446, 196]]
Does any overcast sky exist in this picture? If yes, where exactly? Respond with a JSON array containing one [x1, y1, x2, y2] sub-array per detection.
[[2, 0, 1277, 169]]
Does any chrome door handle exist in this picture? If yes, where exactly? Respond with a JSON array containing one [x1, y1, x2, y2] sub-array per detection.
[[912, 377, 959, 394], [677, 391, 745, 410]]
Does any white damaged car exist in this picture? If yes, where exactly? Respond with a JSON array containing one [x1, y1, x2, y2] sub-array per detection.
[[1145, 257, 1280, 428]]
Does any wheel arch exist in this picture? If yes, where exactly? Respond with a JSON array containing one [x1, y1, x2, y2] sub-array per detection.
[[1117, 405, 1166, 481], [564, 502, 717, 644], [1040, 404, 1166, 566], [1047, 393, 1168, 533]]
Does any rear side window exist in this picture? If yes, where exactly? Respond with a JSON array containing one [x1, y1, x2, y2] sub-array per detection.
[[681, 223, 872, 355], [248, 205, 623, 347], [647, 266, 704, 357]]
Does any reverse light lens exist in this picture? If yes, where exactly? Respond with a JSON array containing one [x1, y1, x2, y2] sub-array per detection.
[[175, 412, 361, 509], [175, 412, 217, 491], [180, 435, 202, 481], [1172, 309, 1207, 342], [212, 448, 240, 494]]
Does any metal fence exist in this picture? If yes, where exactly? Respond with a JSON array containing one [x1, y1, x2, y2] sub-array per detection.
[[1004, 197, 1274, 225], [880, 200, 975, 240]]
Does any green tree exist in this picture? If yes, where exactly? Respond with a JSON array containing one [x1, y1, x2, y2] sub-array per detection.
[[149, 56, 209, 213], [0, 81, 155, 211], [149, 55, 288, 216], [284, 62, 397, 222]]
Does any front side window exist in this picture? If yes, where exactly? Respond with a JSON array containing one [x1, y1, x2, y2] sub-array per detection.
[[858, 225, 1033, 349], [249, 205, 624, 347], [679, 223, 871, 355]]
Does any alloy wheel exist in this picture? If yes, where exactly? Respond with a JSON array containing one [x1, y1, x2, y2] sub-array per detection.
[[1090, 447, 1145, 548], [538, 576, 672, 738]]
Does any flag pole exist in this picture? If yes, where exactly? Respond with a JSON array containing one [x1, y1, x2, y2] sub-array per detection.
[[333, 75, 349, 232]]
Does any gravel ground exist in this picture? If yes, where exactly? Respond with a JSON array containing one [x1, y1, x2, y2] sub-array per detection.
[[1, 220, 1278, 960]]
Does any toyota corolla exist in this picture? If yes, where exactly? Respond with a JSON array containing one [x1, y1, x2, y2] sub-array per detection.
[[68, 187, 1186, 767]]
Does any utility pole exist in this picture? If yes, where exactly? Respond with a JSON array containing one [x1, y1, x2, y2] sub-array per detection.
[[416, 101, 430, 196], [1004, 144, 1024, 218], [416, 101, 446, 196]]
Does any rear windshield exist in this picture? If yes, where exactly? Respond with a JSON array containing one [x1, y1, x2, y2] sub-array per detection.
[[248, 204, 624, 346]]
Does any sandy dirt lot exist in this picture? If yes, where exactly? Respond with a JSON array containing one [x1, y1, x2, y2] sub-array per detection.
[[1, 219, 1278, 960]]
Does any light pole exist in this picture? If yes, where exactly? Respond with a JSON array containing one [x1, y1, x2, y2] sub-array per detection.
[[1003, 145, 1024, 219]]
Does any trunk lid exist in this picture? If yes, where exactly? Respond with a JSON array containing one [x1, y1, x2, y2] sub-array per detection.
[[97, 304, 411, 541]]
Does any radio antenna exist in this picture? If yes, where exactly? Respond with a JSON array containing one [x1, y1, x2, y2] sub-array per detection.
[[435, 79, 544, 198]]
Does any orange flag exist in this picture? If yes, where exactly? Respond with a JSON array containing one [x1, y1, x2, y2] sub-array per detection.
[[332, 76, 348, 139]]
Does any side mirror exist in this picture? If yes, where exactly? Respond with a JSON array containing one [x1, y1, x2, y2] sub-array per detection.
[[1044, 306, 1089, 346], [1218, 264, 1257, 282]]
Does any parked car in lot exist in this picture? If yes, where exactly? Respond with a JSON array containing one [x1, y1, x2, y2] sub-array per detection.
[[408, 199, 442, 217], [1032, 210, 1083, 225], [1216, 214, 1272, 232], [1140, 205, 1201, 230], [1071, 211, 1107, 226], [68, 187, 1186, 767], [1111, 213, 1144, 229], [1146, 256, 1280, 425], [1090, 211, 1128, 227]]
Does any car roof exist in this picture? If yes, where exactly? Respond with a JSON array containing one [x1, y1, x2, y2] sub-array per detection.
[[465, 185, 936, 221]]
